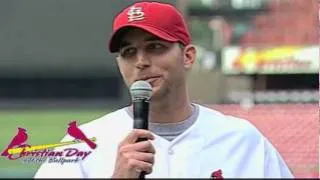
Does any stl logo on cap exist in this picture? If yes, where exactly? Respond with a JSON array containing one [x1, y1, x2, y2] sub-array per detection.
[[127, 6, 144, 22]]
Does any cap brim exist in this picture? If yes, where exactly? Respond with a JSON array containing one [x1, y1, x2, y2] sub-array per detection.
[[108, 24, 179, 53]]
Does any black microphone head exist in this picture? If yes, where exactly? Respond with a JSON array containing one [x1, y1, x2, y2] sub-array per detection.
[[130, 80, 153, 101]]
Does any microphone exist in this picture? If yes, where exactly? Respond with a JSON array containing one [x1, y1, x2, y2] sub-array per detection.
[[129, 80, 153, 179]]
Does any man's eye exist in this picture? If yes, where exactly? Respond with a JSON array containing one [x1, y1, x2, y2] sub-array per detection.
[[147, 43, 165, 50], [120, 48, 136, 57]]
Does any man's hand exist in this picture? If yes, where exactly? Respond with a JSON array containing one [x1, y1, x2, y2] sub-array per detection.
[[112, 129, 156, 178]]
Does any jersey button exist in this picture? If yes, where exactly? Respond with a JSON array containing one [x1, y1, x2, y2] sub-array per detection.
[[168, 149, 174, 155]]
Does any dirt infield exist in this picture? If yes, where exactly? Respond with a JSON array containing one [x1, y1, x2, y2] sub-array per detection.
[[208, 103, 318, 178]]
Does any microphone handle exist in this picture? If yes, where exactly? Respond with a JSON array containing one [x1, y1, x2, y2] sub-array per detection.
[[133, 100, 149, 179], [133, 100, 149, 129], [139, 171, 147, 179]]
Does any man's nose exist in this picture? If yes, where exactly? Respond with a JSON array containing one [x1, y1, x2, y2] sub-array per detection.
[[135, 50, 151, 69]]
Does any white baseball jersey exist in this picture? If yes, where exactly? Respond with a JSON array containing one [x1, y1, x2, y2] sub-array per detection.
[[34, 104, 294, 178]]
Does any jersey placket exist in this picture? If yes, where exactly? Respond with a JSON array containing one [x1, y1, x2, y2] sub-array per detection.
[[166, 133, 191, 177]]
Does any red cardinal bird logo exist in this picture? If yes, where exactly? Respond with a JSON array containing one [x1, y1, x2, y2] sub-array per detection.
[[211, 169, 223, 179], [67, 121, 97, 149], [1, 127, 29, 156]]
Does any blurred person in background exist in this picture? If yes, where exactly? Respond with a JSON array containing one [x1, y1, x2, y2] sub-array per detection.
[[34, 1, 293, 178]]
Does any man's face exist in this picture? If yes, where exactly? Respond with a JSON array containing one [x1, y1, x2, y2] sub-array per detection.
[[116, 28, 194, 100]]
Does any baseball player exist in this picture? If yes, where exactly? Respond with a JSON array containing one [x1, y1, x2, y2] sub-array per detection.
[[34, 1, 294, 178]]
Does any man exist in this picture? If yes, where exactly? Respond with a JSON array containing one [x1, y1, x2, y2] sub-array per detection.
[[34, 1, 293, 178]]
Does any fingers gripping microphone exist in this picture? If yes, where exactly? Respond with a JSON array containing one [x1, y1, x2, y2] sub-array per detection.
[[129, 80, 153, 179]]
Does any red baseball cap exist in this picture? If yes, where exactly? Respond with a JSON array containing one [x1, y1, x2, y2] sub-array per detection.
[[108, 1, 191, 53]]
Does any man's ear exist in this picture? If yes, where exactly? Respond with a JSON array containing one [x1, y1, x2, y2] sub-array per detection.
[[183, 44, 196, 70]]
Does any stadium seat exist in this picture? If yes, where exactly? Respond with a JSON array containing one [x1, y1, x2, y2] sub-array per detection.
[[241, 0, 317, 46]]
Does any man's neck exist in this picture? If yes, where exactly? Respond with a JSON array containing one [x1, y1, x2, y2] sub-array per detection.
[[149, 102, 192, 124], [148, 88, 192, 123]]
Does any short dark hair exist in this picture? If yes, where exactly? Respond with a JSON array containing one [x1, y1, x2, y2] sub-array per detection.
[[178, 42, 185, 50]]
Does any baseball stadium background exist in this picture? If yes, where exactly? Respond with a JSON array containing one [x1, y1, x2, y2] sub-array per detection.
[[0, 0, 318, 178]]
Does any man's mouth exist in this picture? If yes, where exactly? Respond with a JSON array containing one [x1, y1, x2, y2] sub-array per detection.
[[136, 76, 161, 84]]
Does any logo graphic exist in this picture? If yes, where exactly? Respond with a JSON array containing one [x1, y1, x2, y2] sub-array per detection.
[[1, 121, 96, 165], [211, 169, 223, 179], [67, 121, 97, 149], [127, 6, 144, 22], [1, 127, 30, 156]]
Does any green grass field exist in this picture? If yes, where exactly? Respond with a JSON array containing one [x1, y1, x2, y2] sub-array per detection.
[[0, 109, 110, 178]]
